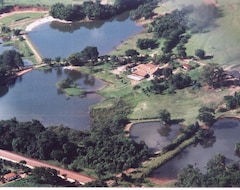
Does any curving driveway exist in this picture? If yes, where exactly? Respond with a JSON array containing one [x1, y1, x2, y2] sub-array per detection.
[[0, 149, 96, 184]]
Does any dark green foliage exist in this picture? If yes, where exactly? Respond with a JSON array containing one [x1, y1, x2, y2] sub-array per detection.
[[57, 77, 73, 89], [176, 154, 240, 187], [197, 107, 215, 126], [49, 3, 79, 21], [176, 164, 204, 187], [1, 26, 10, 33], [67, 46, 99, 65], [200, 65, 227, 88], [0, 50, 24, 79], [69, 99, 152, 176], [169, 73, 192, 90], [125, 49, 139, 57], [83, 1, 115, 20], [74, 135, 150, 175], [195, 49, 205, 59], [31, 167, 75, 186], [149, 72, 192, 95], [137, 38, 158, 50], [224, 92, 240, 110], [234, 142, 240, 157], [50, 0, 150, 22], [0, 99, 151, 178], [67, 52, 82, 66], [13, 29, 21, 36], [80, 46, 99, 62], [114, 0, 149, 13], [83, 180, 107, 187], [158, 109, 171, 124], [0, 119, 83, 162], [130, 1, 158, 20]]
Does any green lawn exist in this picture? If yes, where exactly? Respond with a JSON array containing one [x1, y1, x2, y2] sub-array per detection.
[[0, 12, 47, 30], [4, 0, 116, 6], [185, 0, 240, 69], [4, 0, 83, 6]]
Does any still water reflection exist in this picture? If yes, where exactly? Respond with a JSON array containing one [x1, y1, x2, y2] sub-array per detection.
[[0, 68, 105, 130], [27, 13, 143, 58], [150, 118, 240, 180]]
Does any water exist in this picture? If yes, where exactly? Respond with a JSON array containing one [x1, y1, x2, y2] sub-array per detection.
[[130, 122, 182, 151], [27, 13, 143, 58], [0, 68, 105, 130], [0, 39, 15, 53], [150, 118, 240, 180]]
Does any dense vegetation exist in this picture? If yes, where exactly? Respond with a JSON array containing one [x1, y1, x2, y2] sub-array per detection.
[[49, 0, 155, 21], [224, 92, 240, 110], [175, 154, 240, 187], [0, 99, 151, 179], [0, 50, 24, 80]]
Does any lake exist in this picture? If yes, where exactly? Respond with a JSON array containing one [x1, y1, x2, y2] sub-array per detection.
[[27, 13, 143, 58], [0, 13, 144, 129], [150, 118, 240, 180], [130, 121, 182, 151], [0, 68, 105, 130]]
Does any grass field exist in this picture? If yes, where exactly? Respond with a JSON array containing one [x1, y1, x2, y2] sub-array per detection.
[[185, 0, 240, 69], [3, 0, 115, 6], [0, 12, 47, 29]]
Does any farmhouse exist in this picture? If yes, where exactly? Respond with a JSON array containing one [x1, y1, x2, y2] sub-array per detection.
[[182, 63, 192, 71], [127, 63, 159, 81], [3, 172, 18, 182]]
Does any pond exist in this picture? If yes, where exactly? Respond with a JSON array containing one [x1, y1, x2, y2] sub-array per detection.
[[27, 12, 144, 58], [0, 12, 145, 130], [150, 118, 240, 180], [0, 68, 105, 130], [0, 39, 15, 53], [130, 122, 182, 152]]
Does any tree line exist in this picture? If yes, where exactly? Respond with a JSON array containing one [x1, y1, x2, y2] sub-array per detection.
[[0, 98, 151, 179], [49, 0, 154, 21], [176, 154, 240, 187]]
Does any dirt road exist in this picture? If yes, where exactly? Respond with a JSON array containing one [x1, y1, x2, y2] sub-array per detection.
[[0, 149, 96, 184]]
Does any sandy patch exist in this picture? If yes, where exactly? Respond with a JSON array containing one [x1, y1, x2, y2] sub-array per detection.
[[25, 16, 71, 32], [148, 177, 177, 186]]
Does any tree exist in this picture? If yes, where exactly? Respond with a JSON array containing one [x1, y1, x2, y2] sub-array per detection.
[[200, 65, 227, 88], [169, 73, 192, 90], [32, 167, 61, 185], [80, 46, 99, 62], [137, 38, 158, 50], [234, 142, 240, 157], [67, 52, 82, 66], [175, 164, 205, 187], [162, 67, 173, 78], [197, 107, 215, 126], [195, 49, 205, 59], [125, 49, 139, 57], [159, 109, 171, 124]]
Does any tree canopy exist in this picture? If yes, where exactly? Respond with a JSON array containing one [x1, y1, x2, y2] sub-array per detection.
[[0, 50, 24, 79], [176, 154, 240, 187]]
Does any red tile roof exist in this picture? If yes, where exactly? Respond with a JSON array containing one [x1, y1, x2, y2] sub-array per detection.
[[132, 63, 158, 77]]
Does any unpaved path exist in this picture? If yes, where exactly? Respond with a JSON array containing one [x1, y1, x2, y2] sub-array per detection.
[[0, 149, 96, 184], [22, 35, 42, 63]]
